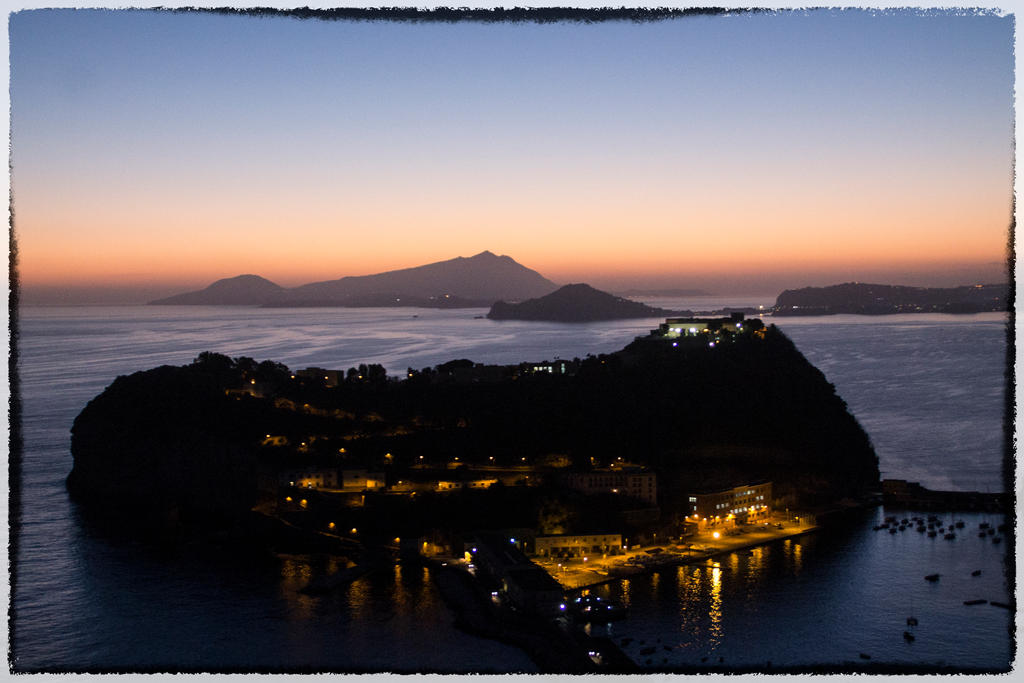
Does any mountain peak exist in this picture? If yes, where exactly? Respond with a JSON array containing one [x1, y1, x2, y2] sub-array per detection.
[[149, 274, 284, 305], [487, 282, 677, 322]]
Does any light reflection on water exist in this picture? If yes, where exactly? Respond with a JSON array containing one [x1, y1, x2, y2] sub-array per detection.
[[597, 511, 1011, 670], [709, 566, 723, 650]]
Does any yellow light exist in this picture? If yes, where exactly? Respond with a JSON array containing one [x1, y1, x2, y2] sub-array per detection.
[[713, 531, 721, 539], [394, 537, 401, 543], [351, 528, 357, 534], [328, 522, 335, 529], [285, 496, 292, 502]]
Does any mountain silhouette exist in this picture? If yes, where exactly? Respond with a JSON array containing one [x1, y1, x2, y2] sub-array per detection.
[[487, 283, 679, 322], [149, 252, 558, 307], [150, 275, 285, 305]]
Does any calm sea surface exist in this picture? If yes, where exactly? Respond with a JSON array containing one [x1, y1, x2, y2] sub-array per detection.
[[11, 303, 1013, 671]]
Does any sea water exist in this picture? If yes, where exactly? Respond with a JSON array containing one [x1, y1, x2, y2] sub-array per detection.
[[10, 304, 1013, 671]]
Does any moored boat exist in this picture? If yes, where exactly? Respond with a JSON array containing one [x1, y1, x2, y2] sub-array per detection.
[[569, 594, 627, 622]]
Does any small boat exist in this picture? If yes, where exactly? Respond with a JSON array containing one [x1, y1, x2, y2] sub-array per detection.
[[979, 522, 990, 529], [992, 537, 1002, 544], [927, 530, 937, 538], [859, 653, 871, 660], [978, 532, 988, 538], [991, 601, 1012, 609], [906, 617, 918, 626], [963, 599, 987, 606], [987, 528, 996, 536], [944, 533, 956, 540], [903, 631, 915, 642], [889, 528, 898, 534], [569, 594, 627, 622], [924, 574, 940, 582], [955, 521, 964, 528], [971, 570, 982, 577]]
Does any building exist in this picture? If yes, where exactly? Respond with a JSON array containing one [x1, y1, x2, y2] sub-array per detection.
[[436, 477, 498, 492], [296, 367, 344, 387], [652, 312, 760, 339], [534, 533, 623, 558], [280, 468, 339, 489], [467, 533, 564, 615], [519, 359, 577, 376], [686, 482, 772, 525], [565, 468, 657, 505], [340, 469, 386, 491]]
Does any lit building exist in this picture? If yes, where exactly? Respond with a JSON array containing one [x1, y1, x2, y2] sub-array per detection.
[[296, 367, 343, 387], [565, 468, 657, 505], [280, 468, 339, 489], [686, 482, 772, 524], [534, 533, 623, 558], [520, 359, 575, 376], [340, 469, 386, 491], [652, 312, 761, 339], [436, 478, 498, 492]]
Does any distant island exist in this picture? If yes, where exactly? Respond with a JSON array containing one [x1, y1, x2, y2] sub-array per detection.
[[67, 318, 879, 550], [149, 251, 558, 307], [772, 282, 1009, 316], [487, 284, 681, 322], [487, 283, 759, 322]]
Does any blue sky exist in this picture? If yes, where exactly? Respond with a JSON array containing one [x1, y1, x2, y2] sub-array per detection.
[[9, 7, 1015, 299]]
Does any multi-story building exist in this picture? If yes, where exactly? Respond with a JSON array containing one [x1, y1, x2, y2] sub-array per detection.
[[565, 468, 657, 505], [534, 533, 623, 558], [686, 482, 772, 523]]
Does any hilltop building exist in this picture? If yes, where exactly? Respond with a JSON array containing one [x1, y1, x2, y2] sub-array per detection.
[[565, 468, 657, 505], [653, 312, 758, 338]]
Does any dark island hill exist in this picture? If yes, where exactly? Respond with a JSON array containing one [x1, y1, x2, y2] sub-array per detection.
[[773, 282, 1008, 315], [486, 283, 757, 322], [487, 283, 678, 321], [68, 321, 880, 549]]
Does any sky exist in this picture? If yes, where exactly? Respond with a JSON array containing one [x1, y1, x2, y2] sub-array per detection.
[[9, 7, 1015, 301]]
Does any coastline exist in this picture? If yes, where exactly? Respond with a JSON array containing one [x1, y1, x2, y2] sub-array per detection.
[[538, 519, 823, 591]]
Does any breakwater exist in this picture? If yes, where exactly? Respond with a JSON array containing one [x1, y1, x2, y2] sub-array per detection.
[[427, 559, 636, 673]]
